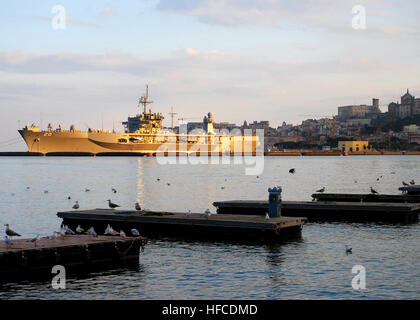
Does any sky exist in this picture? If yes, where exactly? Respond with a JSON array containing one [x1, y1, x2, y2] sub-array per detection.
[[1, 0, 420, 150]]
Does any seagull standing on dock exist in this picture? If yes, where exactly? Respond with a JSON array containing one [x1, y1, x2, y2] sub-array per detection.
[[65, 225, 75, 235], [316, 187, 325, 193], [104, 224, 114, 235], [265, 213, 270, 220], [5, 224, 21, 240], [131, 229, 140, 236], [202, 209, 211, 219], [135, 202, 141, 211], [88, 227, 98, 238], [28, 234, 41, 247], [107, 199, 120, 209], [120, 230, 126, 238], [72, 201, 80, 210], [4, 236, 12, 248], [185, 210, 192, 217], [370, 187, 379, 194], [76, 225, 85, 234]]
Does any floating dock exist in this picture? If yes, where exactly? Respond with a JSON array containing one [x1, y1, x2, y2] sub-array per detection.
[[0, 235, 146, 281], [213, 200, 420, 223], [57, 209, 307, 242], [311, 192, 420, 203]]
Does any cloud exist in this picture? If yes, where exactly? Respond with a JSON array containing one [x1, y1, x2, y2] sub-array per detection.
[[157, 0, 417, 36], [100, 6, 113, 17]]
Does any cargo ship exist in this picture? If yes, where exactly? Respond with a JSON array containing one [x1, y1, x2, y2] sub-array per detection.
[[18, 86, 260, 155]]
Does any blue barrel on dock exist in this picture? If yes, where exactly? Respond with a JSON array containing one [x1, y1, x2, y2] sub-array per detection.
[[268, 186, 282, 218]]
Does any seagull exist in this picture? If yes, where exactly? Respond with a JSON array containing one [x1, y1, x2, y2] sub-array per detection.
[[107, 199, 120, 209], [221, 186, 225, 190], [345, 245, 353, 255], [72, 201, 80, 209], [4, 236, 12, 247], [64, 225, 75, 235], [104, 224, 114, 235], [28, 234, 41, 247], [5, 224, 21, 240], [131, 229, 140, 236], [44, 190, 48, 194], [167, 183, 171, 186], [120, 230, 126, 238], [112, 187, 117, 193], [370, 187, 378, 194], [67, 196, 71, 200], [157, 178, 160, 181], [402, 181, 409, 186], [60, 226, 67, 237], [410, 180, 415, 185], [185, 209, 192, 217], [316, 187, 325, 193], [202, 209, 211, 219], [48, 232, 59, 239], [265, 213, 270, 220], [289, 168, 296, 174], [256, 176, 259, 179], [26, 187, 30, 190], [88, 227, 98, 237], [76, 225, 85, 234], [135, 202, 141, 211], [85, 188, 90, 192]]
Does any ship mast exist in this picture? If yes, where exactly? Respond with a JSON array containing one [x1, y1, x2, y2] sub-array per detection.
[[139, 84, 153, 114]]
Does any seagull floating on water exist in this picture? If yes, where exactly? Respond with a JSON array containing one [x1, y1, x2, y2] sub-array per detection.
[[316, 187, 325, 193], [44, 190, 48, 194], [85, 188, 90, 192], [112, 187, 117, 193], [108, 199, 120, 209], [5, 224, 21, 240], [135, 202, 141, 211], [289, 168, 296, 174], [72, 201, 80, 210], [345, 245, 353, 255], [131, 229, 140, 236]]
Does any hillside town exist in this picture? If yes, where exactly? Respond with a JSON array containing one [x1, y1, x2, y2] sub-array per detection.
[[177, 89, 420, 152]]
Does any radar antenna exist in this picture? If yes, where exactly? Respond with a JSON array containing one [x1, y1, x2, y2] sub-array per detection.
[[138, 84, 153, 114]]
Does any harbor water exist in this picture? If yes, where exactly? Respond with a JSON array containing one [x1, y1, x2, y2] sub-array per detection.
[[0, 156, 419, 299]]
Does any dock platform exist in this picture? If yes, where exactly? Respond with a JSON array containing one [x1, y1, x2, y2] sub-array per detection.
[[0, 235, 146, 281], [213, 200, 420, 223], [57, 209, 307, 242], [311, 193, 420, 203]]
